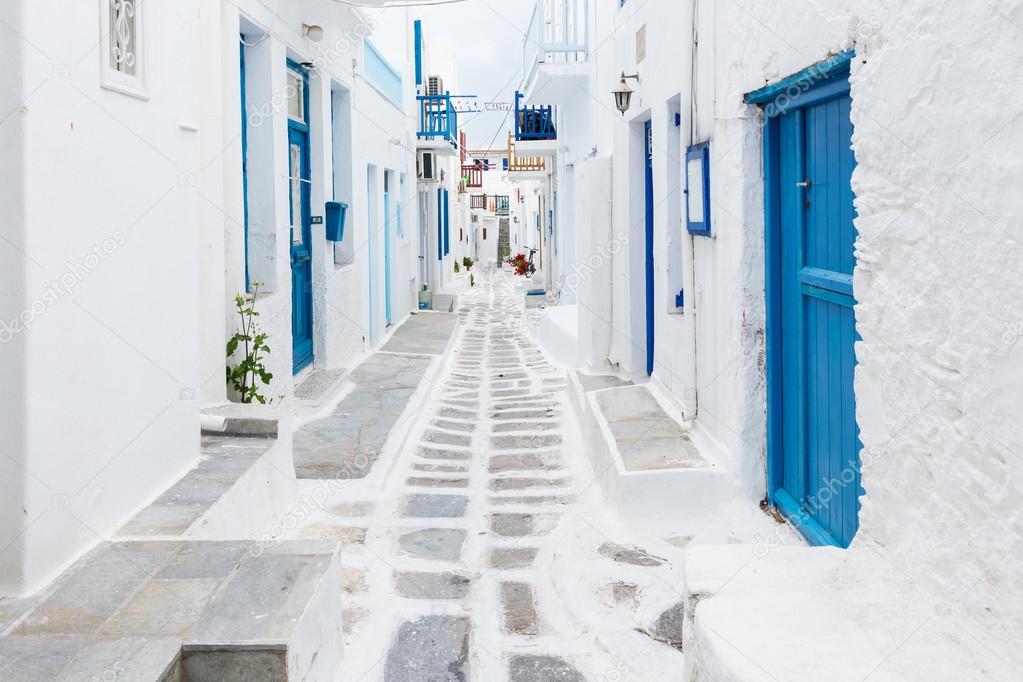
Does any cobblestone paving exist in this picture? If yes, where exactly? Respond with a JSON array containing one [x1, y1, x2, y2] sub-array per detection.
[[310, 271, 683, 681]]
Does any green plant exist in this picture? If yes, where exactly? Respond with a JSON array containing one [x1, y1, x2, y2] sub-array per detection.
[[501, 244, 511, 258], [470, 273, 475, 287], [454, 262, 461, 273], [226, 282, 273, 404], [462, 256, 474, 270]]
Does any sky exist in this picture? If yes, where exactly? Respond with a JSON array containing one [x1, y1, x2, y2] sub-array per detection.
[[364, 0, 536, 152]]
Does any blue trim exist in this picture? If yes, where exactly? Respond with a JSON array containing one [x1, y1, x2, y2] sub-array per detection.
[[288, 60, 314, 374], [240, 38, 250, 291], [744, 51, 855, 107], [436, 188, 443, 261], [413, 20, 423, 87], [764, 113, 784, 503], [384, 188, 393, 324], [773, 490, 841, 547], [364, 39, 404, 107], [443, 189, 450, 255], [685, 142, 712, 237], [644, 120, 655, 376]]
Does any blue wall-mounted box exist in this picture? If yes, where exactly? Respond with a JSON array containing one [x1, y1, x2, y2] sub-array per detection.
[[325, 201, 348, 242]]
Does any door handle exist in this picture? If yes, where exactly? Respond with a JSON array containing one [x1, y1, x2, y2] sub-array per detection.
[[796, 180, 811, 189]]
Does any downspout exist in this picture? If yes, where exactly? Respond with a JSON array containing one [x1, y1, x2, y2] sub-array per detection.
[[680, 0, 700, 419]]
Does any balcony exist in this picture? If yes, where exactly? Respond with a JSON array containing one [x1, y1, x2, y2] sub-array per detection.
[[462, 163, 484, 188], [494, 195, 511, 216], [470, 194, 487, 210], [522, 0, 589, 105], [417, 93, 459, 156], [514, 90, 558, 157], [506, 132, 547, 179]]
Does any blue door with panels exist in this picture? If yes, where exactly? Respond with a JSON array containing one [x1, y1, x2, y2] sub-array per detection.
[[756, 54, 862, 548], [288, 62, 314, 373]]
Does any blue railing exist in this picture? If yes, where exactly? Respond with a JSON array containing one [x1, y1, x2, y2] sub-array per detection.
[[417, 93, 459, 147], [523, 0, 589, 87], [495, 195, 510, 215], [515, 91, 556, 141]]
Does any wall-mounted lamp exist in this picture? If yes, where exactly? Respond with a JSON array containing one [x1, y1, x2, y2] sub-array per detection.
[[612, 72, 641, 116], [302, 24, 325, 42]]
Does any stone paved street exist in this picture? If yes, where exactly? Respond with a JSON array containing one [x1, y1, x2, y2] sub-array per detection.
[[292, 269, 688, 681]]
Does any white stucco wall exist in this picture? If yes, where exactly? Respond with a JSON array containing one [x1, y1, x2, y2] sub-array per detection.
[[591, 0, 1023, 658], [533, 4, 1023, 652], [0, 0, 203, 595]]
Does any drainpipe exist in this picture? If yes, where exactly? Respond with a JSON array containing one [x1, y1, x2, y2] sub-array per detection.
[[680, 0, 701, 420]]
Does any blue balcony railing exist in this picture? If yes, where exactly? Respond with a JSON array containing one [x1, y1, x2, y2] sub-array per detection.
[[515, 91, 556, 141], [417, 93, 459, 148], [523, 0, 589, 87]]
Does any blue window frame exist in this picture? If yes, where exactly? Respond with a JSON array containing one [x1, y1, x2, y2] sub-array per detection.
[[685, 142, 712, 237], [240, 38, 250, 290], [437, 188, 443, 260], [443, 189, 450, 255]]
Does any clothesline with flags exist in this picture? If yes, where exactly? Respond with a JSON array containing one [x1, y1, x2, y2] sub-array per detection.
[[450, 96, 514, 113]]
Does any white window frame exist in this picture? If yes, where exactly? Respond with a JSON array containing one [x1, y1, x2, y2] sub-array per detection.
[[99, 0, 148, 100]]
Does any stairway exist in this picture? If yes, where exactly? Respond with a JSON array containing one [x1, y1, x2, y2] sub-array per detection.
[[497, 219, 510, 266]]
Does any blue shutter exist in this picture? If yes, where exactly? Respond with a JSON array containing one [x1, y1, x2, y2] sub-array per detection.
[[414, 20, 423, 87], [437, 188, 443, 260], [685, 142, 712, 236], [443, 189, 450, 255]]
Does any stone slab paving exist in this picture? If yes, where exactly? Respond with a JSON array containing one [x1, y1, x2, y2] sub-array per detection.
[[299, 271, 685, 681], [293, 354, 435, 479], [381, 312, 458, 355], [0, 539, 340, 681]]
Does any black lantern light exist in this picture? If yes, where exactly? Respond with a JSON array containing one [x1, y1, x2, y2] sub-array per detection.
[[613, 72, 641, 116]]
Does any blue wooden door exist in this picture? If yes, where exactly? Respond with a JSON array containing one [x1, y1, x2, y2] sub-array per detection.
[[384, 182, 393, 325], [771, 69, 861, 547], [288, 64, 314, 373], [644, 120, 655, 375]]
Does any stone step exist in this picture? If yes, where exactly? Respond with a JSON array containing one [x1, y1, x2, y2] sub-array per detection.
[[0, 540, 341, 682], [118, 436, 273, 538], [571, 375, 728, 529]]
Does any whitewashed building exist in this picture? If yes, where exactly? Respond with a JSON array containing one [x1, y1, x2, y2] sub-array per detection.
[[514, 0, 1023, 677], [0, 0, 420, 598]]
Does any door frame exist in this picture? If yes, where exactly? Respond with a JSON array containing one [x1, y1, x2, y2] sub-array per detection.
[[384, 172, 393, 325], [750, 51, 857, 547], [287, 58, 314, 374], [643, 119, 655, 376]]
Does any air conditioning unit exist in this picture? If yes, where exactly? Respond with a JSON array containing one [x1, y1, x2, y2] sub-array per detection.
[[427, 75, 445, 96], [418, 151, 437, 182]]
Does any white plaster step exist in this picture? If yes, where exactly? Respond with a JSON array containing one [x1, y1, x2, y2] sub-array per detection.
[[200, 403, 283, 438], [682, 545, 1020, 681], [568, 372, 729, 530]]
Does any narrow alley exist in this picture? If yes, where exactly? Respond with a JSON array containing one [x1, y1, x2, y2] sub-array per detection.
[[294, 269, 687, 681], [2, 0, 1021, 680]]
